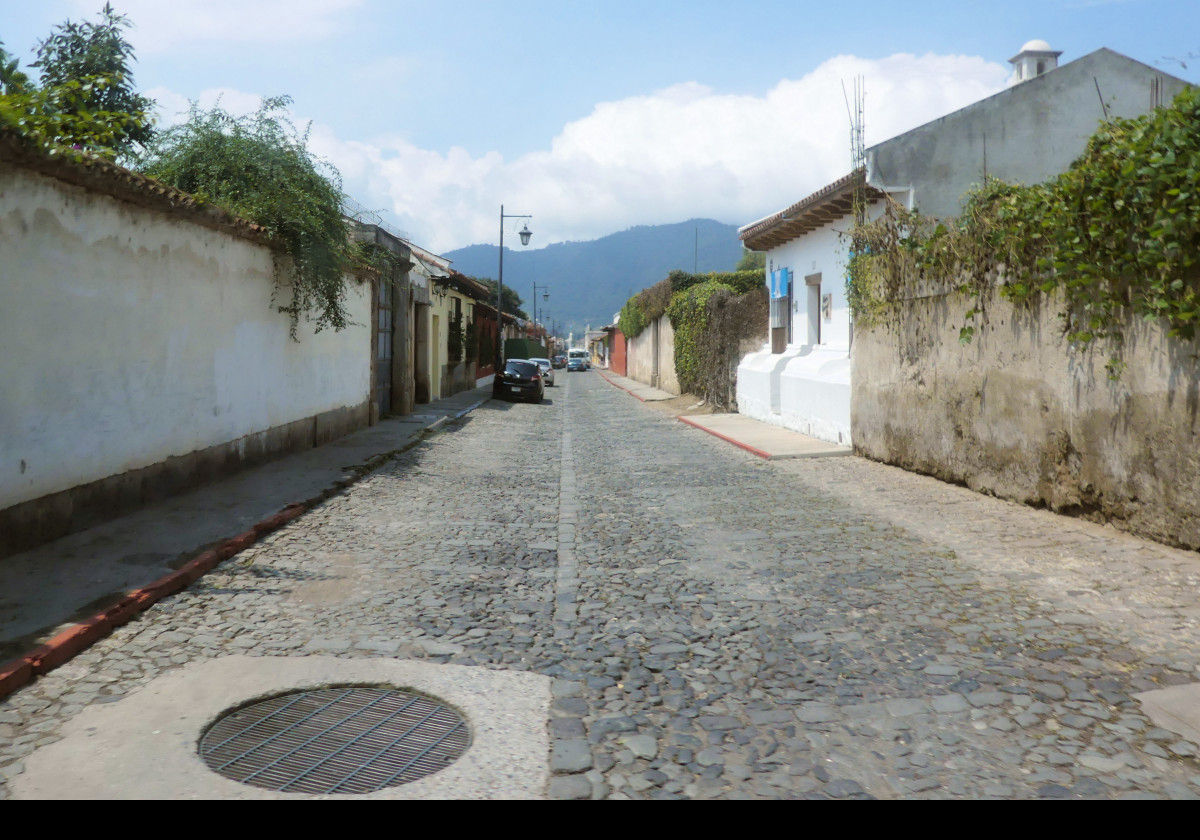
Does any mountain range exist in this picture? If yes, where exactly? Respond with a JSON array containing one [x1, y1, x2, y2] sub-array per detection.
[[442, 218, 743, 337]]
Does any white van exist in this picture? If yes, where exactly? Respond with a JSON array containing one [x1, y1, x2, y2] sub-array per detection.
[[567, 349, 590, 371]]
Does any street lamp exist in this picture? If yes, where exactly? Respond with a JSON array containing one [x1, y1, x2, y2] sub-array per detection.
[[497, 205, 532, 368], [532, 282, 550, 331]]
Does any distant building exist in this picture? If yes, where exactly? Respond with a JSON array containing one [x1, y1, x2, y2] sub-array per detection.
[[737, 44, 1190, 446]]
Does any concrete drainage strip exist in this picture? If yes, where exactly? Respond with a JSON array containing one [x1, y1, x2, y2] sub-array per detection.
[[11, 656, 550, 799]]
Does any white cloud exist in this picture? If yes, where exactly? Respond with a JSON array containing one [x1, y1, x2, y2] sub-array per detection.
[[152, 52, 1009, 253], [69, 0, 363, 53], [146, 85, 267, 127]]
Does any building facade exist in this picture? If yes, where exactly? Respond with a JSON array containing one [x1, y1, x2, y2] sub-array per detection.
[[737, 44, 1190, 446]]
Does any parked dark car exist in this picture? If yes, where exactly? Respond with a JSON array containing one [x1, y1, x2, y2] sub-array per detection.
[[493, 359, 545, 403]]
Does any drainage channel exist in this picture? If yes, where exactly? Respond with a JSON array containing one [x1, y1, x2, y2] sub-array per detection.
[[199, 686, 471, 795]]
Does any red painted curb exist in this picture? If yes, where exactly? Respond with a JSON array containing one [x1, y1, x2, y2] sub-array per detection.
[[27, 617, 112, 673], [0, 657, 32, 696], [253, 505, 303, 535], [677, 415, 772, 460], [152, 569, 191, 597], [99, 594, 149, 629], [0, 498, 318, 700], [0, 394, 485, 701], [597, 370, 647, 402]]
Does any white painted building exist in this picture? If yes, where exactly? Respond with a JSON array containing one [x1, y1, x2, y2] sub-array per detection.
[[735, 43, 1189, 446], [736, 171, 892, 445]]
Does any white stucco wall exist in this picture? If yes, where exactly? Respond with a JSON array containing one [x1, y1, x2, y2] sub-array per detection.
[[0, 165, 371, 510]]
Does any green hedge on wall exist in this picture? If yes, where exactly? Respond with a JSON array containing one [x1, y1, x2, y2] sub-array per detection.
[[618, 269, 764, 339], [666, 279, 730, 393]]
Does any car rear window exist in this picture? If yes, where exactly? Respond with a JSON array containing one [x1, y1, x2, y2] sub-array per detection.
[[505, 361, 537, 376]]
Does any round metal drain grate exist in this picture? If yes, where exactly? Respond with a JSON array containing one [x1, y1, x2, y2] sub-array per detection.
[[199, 686, 471, 794]]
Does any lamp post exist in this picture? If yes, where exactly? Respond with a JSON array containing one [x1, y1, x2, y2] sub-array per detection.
[[497, 205, 532, 369], [531, 283, 549, 342]]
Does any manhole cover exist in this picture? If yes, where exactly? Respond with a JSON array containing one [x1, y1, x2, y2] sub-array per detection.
[[199, 686, 471, 794]]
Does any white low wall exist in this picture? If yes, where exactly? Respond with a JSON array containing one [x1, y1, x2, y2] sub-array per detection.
[[737, 344, 803, 420], [0, 163, 371, 513], [779, 348, 851, 445], [736, 343, 850, 445]]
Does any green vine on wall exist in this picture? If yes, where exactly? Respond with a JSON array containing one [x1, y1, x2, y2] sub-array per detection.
[[464, 318, 478, 364], [618, 269, 762, 339], [848, 86, 1200, 374], [665, 278, 769, 404], [140, 97, 356, 338], [448, 308, 464, 362]]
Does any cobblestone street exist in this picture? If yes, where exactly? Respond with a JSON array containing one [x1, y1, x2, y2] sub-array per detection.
[[3, 371, 1200, 799]]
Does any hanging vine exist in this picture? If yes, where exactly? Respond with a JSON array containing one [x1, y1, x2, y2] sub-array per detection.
[[847, 86, 1200, 374]]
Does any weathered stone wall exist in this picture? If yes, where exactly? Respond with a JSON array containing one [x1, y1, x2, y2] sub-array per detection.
[[624, 326, 653, 386], [852, 284, 1200, 550], [624, 316, 680, 395], [655, 316, 680, 395]]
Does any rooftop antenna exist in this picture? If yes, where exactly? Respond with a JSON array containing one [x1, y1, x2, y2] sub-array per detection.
[[842, 75, 866, 216], [843, 74, 865, 351], [1093, 76, 1111, 120]]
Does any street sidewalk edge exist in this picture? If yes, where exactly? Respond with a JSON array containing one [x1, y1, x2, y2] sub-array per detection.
[[0, 398, 491, 701], [677, 414, 773, 460], [596, 369, 647, 402]]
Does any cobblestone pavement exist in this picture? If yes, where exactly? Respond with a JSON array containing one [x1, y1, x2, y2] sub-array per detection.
[[3, 371, 1200, 799]]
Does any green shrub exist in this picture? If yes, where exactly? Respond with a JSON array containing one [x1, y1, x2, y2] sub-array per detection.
[[619, 270, 763, 340], [140, 97, 354, 336], [0, 74, 145, 160], [667, 279, 729, 393], [669, 269, 763, 296], [618, 296, 648, 339]]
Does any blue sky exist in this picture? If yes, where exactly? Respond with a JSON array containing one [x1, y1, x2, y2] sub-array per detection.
[[2, 0, 1197, 251]]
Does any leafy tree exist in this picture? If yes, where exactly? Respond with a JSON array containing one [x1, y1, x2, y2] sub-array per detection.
[[470, 276, 528, 319], [736, 248, 766, 271], [0, 39, 31, 94], [0, 5, 153, 159], [140, 97, 354, 335], [0, 74, 147, 160], [29, 3, 154, 155]]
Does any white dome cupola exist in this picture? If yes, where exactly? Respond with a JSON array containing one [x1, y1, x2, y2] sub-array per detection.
[[1009, 39, 1062, 84]]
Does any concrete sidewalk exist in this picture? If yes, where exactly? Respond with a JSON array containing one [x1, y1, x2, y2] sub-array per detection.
[[595, 369, 676, 402], [679, 413, 852, 460], [0, 387, 493, 665], [598, 369, 852, 460]]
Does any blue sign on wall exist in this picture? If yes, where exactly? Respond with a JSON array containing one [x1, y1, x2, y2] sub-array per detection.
[[770, 268, 792, 299]]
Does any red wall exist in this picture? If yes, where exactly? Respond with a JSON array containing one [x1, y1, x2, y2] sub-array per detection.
[[476, 316, 497, 378], [610, 328, 627, 376]]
